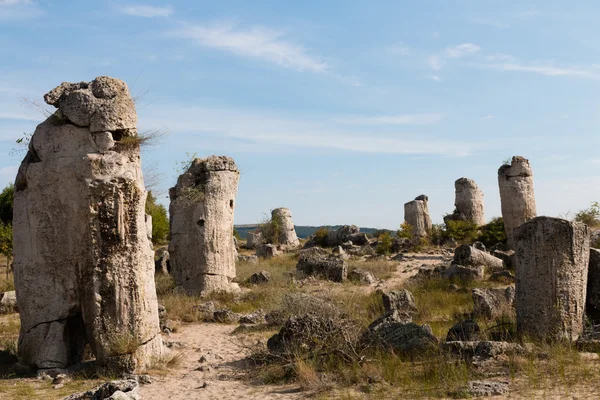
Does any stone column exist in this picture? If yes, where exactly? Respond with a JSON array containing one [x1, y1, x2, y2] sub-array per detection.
[[498, 156, 537, 249], [586, 248, 600, 322], [404, 195, 432, 237], [514, 217, 590, 341], [454, 178, 485, 226], [13, 77, 162, 373], [169, 156, 240, 294], [271, 207, 300, 249]]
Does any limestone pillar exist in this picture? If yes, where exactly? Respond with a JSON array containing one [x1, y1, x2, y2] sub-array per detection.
[[404, 195, 432, 237]]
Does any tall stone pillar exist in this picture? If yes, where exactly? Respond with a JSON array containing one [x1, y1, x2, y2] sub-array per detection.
[[404, 195, 432, 237], [169, 156, 240, 294], [514, 217, 590, 341], [453, 178, 485, 226], [271, 207, 300, 249], [13, 77, 163, 373], [498, 156, 537, 249]]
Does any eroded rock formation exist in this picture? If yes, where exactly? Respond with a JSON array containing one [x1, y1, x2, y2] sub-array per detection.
[[13, 77, 162, 372], [169, 156, 240, 294], [514, 217, 590, 341], [271, 207, 300, 249], [498, 156, 537, 248], [446, 178, 485, 226], [404, 195, 432, 237], [586, 248, 600, 322]]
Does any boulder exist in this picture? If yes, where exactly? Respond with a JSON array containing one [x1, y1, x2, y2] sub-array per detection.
[[63, 379, 140, 400], [237, 255, 259, 264], [248, 270, 271, 285], [472, 287, 514, 319], [461, 380, 509, 397], [491, 249, 515, 269], [296, 247, 347, 282], [446, 319, 480, 342], [441, 264, 484, 282], [348, 269, 376, 285], [381, 289, 417, 314], [245, 231, 262, 249], [256, 244, 280, 259], [0, 291, 17, 314], [515, 217, 590, 341], [367, 321, 438, 356], [453, 244, 504, 271], [154, 247, 170, 275]]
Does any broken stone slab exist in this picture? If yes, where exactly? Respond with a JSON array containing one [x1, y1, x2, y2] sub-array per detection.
[[62, 379, 140, 400], [348, 268, 376, 285], [367, 321, 438, 357], [446, 319, 480, 342], [491, 249, 515, 269], [458, 380, 509, 398], [489, 270, 515, 283], [248, 270, 271, 285], [169, 156, 240, 295], [296, 247, 347, 282], [381, 289, 417, 314], [453, 244, 504, 271], [237, 255, 259, 264], [256, 244, 280, 259], [498, 156, 537, 249], [441, 264, 484, 282], [442, 341, 533, 359], [245, 231, 262, 249], [586, 248, 600, 322], [472, 287, 514, 319], [515, 217, 590, 341]]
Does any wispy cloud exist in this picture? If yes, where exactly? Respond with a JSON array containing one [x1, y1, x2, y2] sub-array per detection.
[[0, 0, 30, 5], [138, 104, 481, 156], [429, 75, 442, 82], [471, 17, 509, 29], [388, 44, 410, 56], [428, 55, 442, 70], [334, 113, 443, 125], [446, 43, 480, 59], [475, 61, 600, 80], [118, 4, 173, 18], [485, 53, 515, 62], [515, 9, 539, 18], [482, 114, 495, 120], [171, 22, 328, 73], [0, 0, 41, 20]]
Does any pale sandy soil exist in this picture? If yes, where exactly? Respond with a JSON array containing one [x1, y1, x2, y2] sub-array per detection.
[[141, 324, 303, 400]]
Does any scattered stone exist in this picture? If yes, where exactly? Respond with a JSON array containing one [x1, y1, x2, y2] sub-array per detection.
[[326, 225, 369, 247], [515, 217, 590, 341], [237, 255, 259, 264], [441, 264, 484, 282], [390, 253, 404, 262], [453, 244, 504, 272], [489, 270, 515, 283], [213, 309, 239, 324], [472, 241, 486, 252], [248, 270, 271, 285], [586, 249, 600, 322], [256, 244, 280, 259], [472, 288, 514, 319], [382, 289, 417, 314], [13, 76, 162, 373], [0, 291, 17, 314], [443, 341, 533, 359], [348, 269, 376, 284], [498, 156, 537, 248], [367, 321, 439, 357], [199, 355, 207, 363], [296, 247, 348, 282], [194, 302, 216, 320], [447, 320, 480, 342], [460, 380, 509, 397], [404, 195, 432, 237], [271, 208, 300, 249], [238, 310, 265, 325], [63, 380, 140, 400], [491, 249, 515, 269], [245, 231, 263, 249]]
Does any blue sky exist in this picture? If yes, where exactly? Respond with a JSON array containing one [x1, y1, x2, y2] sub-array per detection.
[[1, 0, 599, 228]]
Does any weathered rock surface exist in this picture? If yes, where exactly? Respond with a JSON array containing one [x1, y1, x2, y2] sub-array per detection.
[[63, 379, 140, 400], [271, 208, 300, 249], [245, 231, 262, 249], [462, 380, 509, 397], [256, 244, 280, 259], [586, 248, 600, 322], [368, 321, 438, 356], [448, 178, 485, 226], [453, 244, 504, 271], [154, 247, 170, 275], [498, 156, 537, 248], [169, 156, 240, 295], [443, 341, 533, 359], [515, 217, 590, 341], [404, 195, 432, 237], [472, 287, 514, 319], [0, 291, 17, 314], [237, 255, 259, 264], [348, 268, 376, 284], [13, 77, 162, 372], [296, 247, 347, 282], [382, 289, 417, 314], [326, 225, 369, 247], [248, 270, 271, 285], [441, 264, 484, 282], [446, 320, 480, 342], [491, 249, 515, 270]]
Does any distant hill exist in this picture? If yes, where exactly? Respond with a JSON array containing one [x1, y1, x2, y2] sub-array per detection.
[[234, 225, 383, 240]]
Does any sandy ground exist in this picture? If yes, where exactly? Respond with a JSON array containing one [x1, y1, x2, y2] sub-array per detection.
[[140, 324, 303, 400]]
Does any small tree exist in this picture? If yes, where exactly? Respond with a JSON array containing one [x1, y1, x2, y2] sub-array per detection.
[[376, 232, 393, 255], [0, 222, 13, 280], [313, 227, 330, 247], [0, 184, 14, 226], [443, 220, 479, 244], [258, 212, 282, 245], [477, 217, 506, 248], [574, 202, 600, 228], [397, 222, 414, 239], [145, 191, 169, 245]]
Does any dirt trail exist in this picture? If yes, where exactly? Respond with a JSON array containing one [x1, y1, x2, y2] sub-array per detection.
[[141, 324, 303, 400]]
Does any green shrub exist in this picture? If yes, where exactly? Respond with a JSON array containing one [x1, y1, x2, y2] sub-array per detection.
[[574, 202, 600, 228], [145, 191, 169, 245], [313, 227, 330, 246], [259, 212, 282, 245], [376, 232, 393, 255], [0, 184, 13, 226], [477, 217, 506, 247], [397, 222, 414, 239], [233, 227, 241, 241], [443, 220, 479, 244], [0, 222, 12, 272]]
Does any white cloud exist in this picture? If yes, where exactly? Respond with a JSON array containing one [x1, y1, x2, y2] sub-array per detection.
[[428, 55, 442, 70], [335, 113, 443, 125], [482, 115, 495, 120], [472, 18, 509, 29], [138, 104, 482, 156], [476, 62, 600, 80], [0, 0, 30, 5], [446, 43, 481, 59], [429, 75, 442, 82], [388, 45, 410, 56], [0, 0, 41, 19], [171, 22, 328, 73], [485, 53, 515, 62], [515, 10, 539, 18], [118, 4, 173, 18]]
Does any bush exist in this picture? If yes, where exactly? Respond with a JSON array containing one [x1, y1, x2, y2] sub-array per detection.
[[313, 227, 330, 247], [397, 222, 414, 239], [574, 202, 600, 228], [145, 191, 169, 245], [476, 217, 506, 248], [259, 212, 283, 245], [0, 184, 13, 226], [443, 220, 479, 244], [0, 222, 12, 270], [376, 232, 393, 255]]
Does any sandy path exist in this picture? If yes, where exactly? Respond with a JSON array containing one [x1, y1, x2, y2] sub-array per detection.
[[141, 324, 303, 400]]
